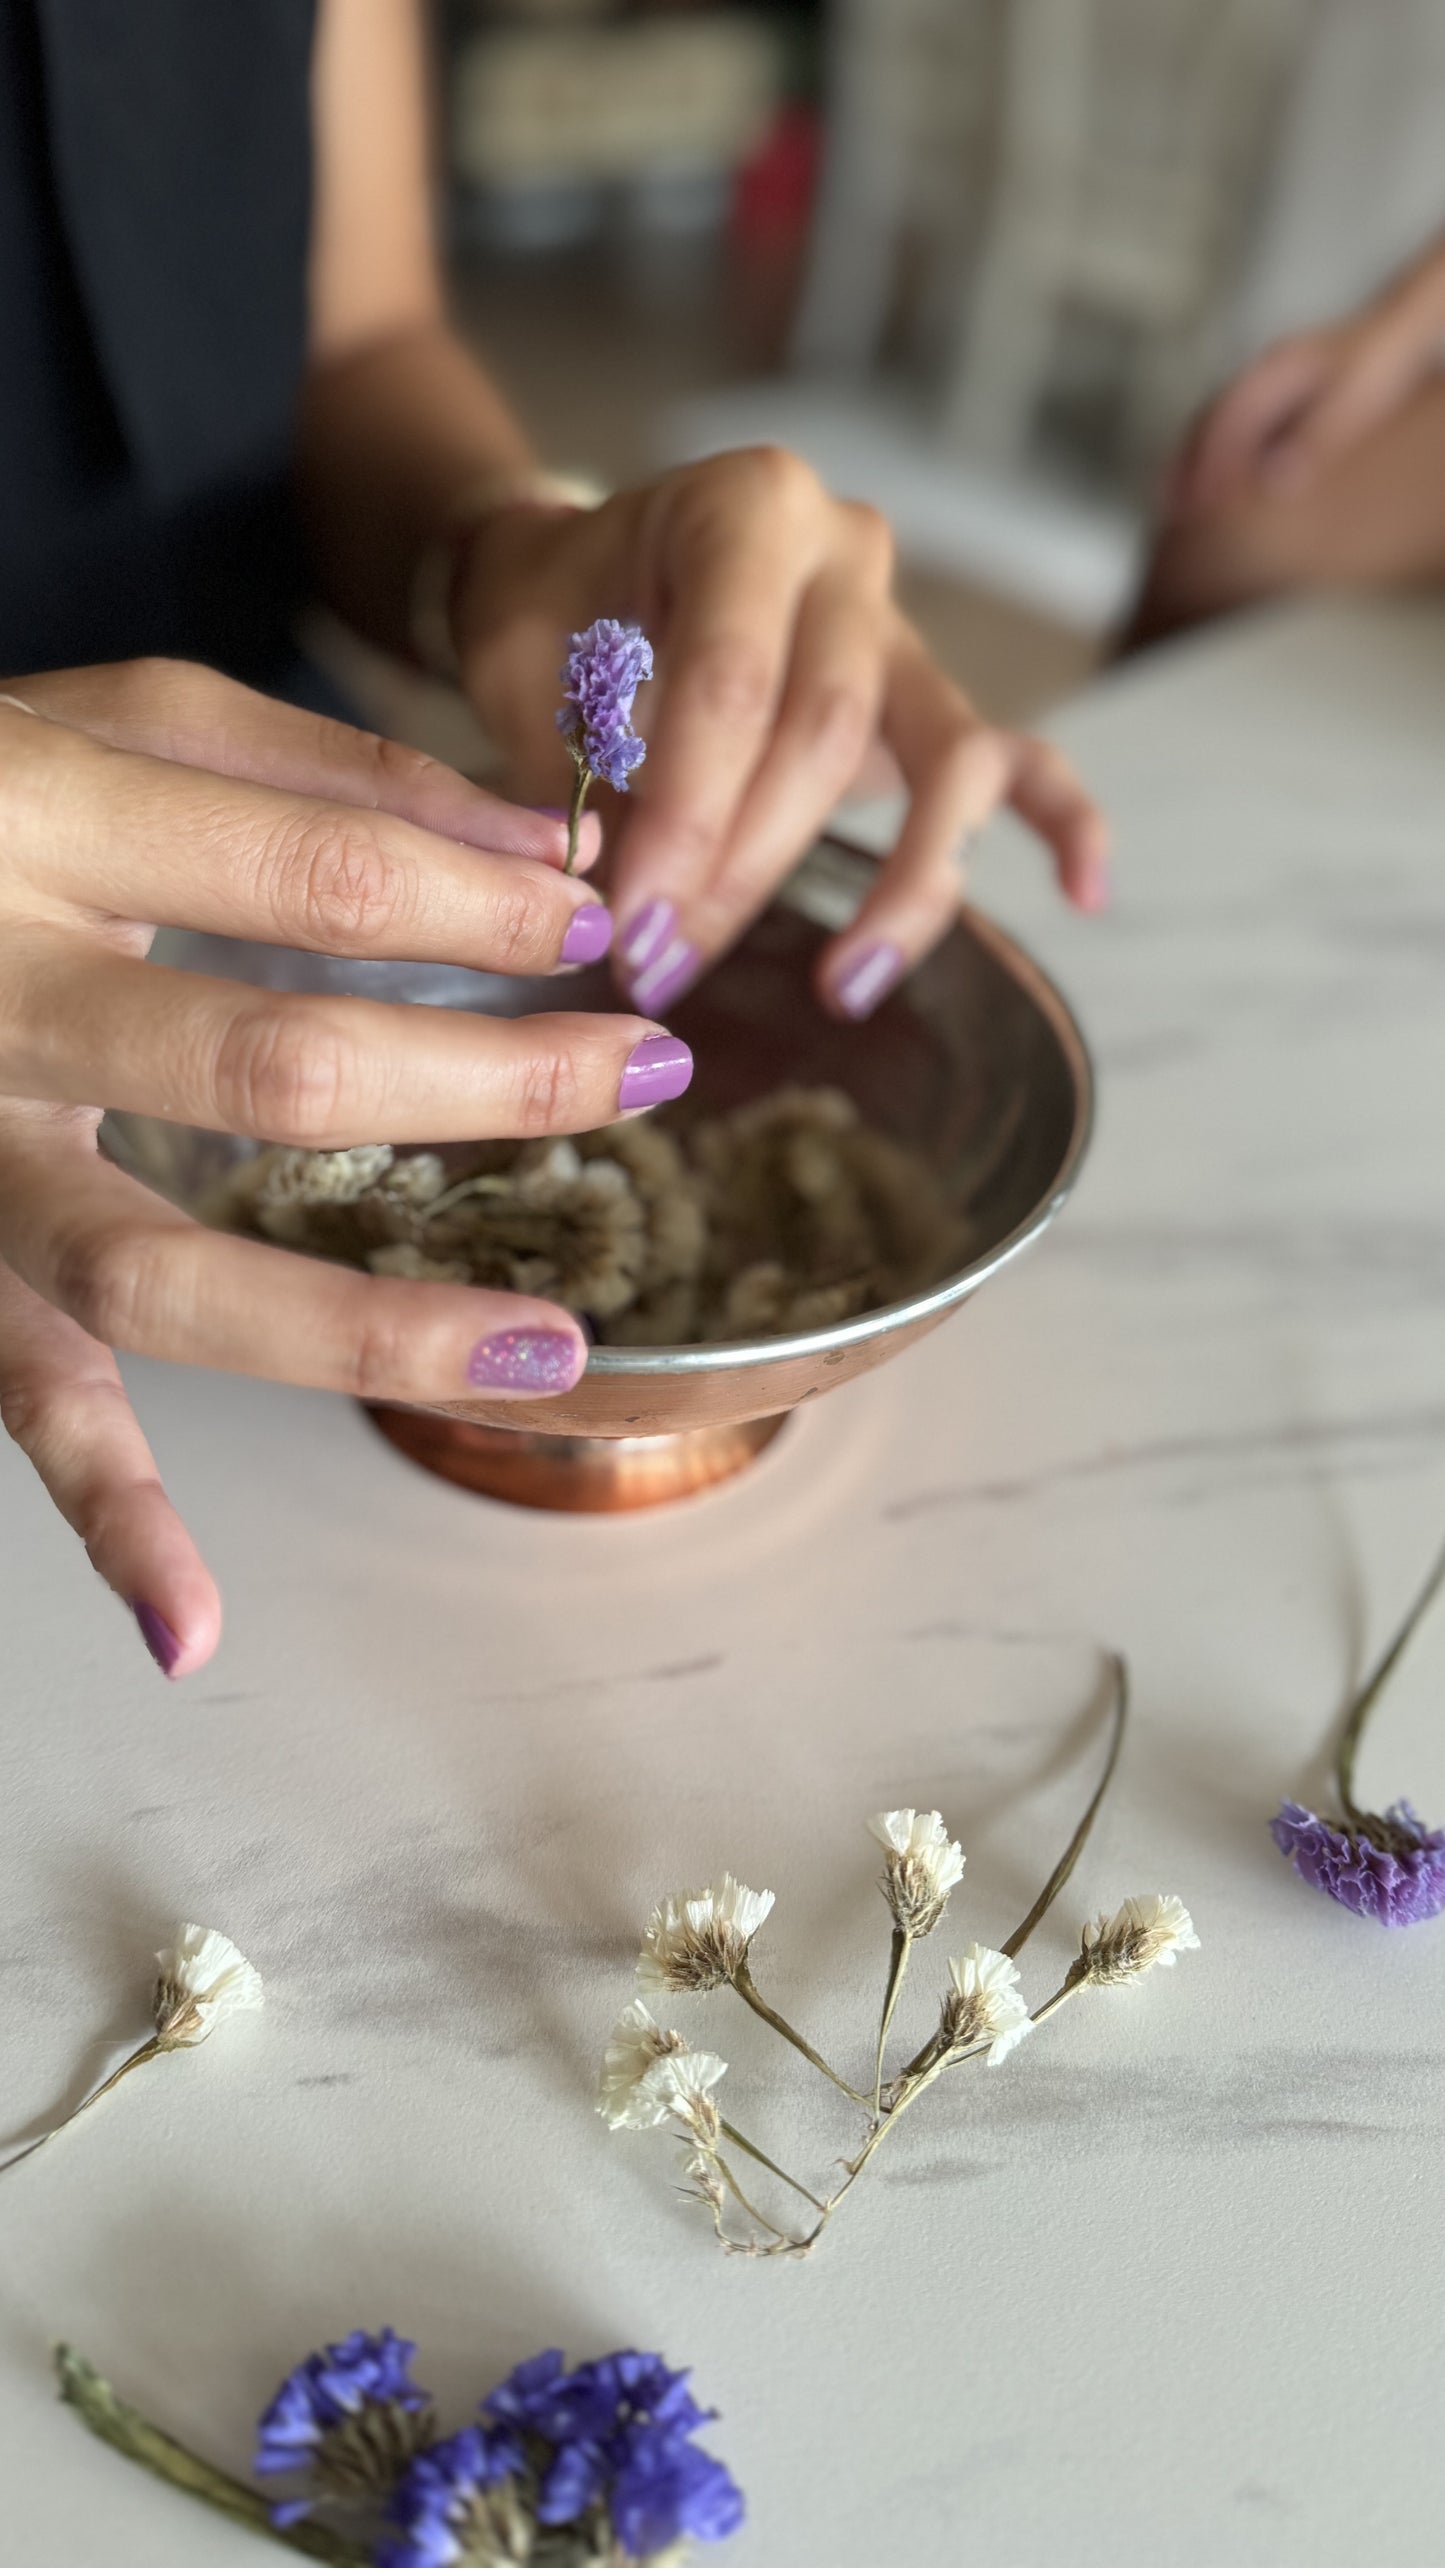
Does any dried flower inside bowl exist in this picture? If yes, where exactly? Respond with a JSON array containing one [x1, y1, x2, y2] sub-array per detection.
[[208, 1085, 970, 1354]]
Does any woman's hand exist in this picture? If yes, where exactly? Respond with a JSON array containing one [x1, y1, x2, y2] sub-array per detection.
[[452, 447, 1109, 1021], [1168, 309, 1444, 523], [0, 659, 688, 1675]]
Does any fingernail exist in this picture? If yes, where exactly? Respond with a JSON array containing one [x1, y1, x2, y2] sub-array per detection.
[[833, 941, 904, 1021], [619, 1031, 694, 1111], [531, 803, 569, 819], [619, 896, 676, 974], [629, 935, 701, 1016], [1078, 869, 1112, 914], [466, 1328, 586, 1393], [132, 1601, 182, 1678], [559, 903, 613, 965]]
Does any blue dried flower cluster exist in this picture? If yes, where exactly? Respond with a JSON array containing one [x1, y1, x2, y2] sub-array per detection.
[[1270, 1798, 1445, 1927], [255, 2329, 431, 2529], [253, 2330, 743, 2562], [557, 617, 653, 793]]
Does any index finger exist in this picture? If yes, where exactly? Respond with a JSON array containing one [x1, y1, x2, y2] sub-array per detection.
[[8, 660, 603, 875], [608, 456, 829, 952]]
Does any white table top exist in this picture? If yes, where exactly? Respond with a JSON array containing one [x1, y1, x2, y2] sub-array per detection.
[[3, 598, 1444, 2566]]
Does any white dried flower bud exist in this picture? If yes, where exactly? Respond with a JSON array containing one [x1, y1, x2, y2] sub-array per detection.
[[637, 1873, 775, 1994], [596, 1999, 688, 2129], [152, 1925, 264, 2049], [634, 2048, 728, 2148], [1075, 1894, 1200, 1988], [940, 1944, 1032, 2064], [374, 1151, 447, 1206], [868, 1809, 965, 1937]]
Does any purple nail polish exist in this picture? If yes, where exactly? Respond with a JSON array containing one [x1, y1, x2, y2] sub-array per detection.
[[619, 1031, 694, 1112], [132, 1601, 182, 1678], [833, 941, 904, 1021], [629, 935, 701, 1017], [466, 1329, 586, 1393], [530, 804, 569, 819], [560, 903, 613, 966], [619, 896, 675, 974]]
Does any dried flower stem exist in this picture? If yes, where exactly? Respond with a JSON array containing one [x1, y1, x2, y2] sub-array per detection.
[[2, 2037, 161, 2177], [565, 753, 591, 877], [1002, 1652, 1129, 1960], [55, 2347, 370, 2564], [1335, 1535, 1445, 1824], [871, 1929, 910, 2117], [730, 1960, 867, 2104], [711, 2153, 796, 2248], [718, 2119, 827, 2213]]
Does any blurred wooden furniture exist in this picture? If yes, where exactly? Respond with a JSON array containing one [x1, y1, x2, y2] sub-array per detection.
[[796, 0, 1312, 477]]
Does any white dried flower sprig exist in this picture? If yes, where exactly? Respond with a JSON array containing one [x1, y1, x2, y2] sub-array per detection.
[[601, 1657, 1200, 2255], [1, 1924, 263, 2177], [638, 1875, 776, 1994], [866, 1807, 966, 2110]]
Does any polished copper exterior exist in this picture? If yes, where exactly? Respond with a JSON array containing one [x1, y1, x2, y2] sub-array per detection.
[[103, 837, 1094, 1512]]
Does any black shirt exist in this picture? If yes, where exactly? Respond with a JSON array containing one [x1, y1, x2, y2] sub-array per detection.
[[0, 0, 316, 682]]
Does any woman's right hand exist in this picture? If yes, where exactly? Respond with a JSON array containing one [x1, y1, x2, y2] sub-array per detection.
[[0, 658, 691, 1676]]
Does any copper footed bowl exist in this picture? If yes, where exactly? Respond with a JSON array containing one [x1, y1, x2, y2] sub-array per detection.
[[102, 838, 1093, 1511]]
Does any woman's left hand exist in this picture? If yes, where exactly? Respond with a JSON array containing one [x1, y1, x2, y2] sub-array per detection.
[[452, 446, 1110, 1021]]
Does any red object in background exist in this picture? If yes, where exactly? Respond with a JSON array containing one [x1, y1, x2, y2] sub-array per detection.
[[727, 103, 821, 363], [731, 101, 821, 247]]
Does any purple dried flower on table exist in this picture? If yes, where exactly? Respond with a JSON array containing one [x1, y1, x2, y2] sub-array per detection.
[[1270, 1799, 1445, 1927], [556, 616, 654, 870], [610, 2424, 747, 2556], [374, 2422, 528, 2568], [253, 2327, 434, 2528], [1270, 1532, 1445, 1929], [480, 2345, 743, 2556]]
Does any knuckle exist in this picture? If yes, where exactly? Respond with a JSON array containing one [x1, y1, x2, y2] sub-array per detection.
[[344, 1294, 414, 1404], [510, 1038, 583, 1138], [844, 499, 895, 579], [49, 1222, 158, 1349], [797, 678, 874, 768], [739, 442, 817, 509], [276, 813, 412, 955], [483, 872, 552, 973], [0, 1373, 49, 1458], [369, 731, 443, 800], [214, 1000, 350, 1143], [687, 635, 776, 731]]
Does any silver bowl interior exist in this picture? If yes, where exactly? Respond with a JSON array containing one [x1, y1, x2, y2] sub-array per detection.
[[102, 837, 1093, 1389]]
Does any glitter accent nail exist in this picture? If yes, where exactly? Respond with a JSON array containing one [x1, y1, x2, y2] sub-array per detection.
[[466, 1329, 586, 1393]]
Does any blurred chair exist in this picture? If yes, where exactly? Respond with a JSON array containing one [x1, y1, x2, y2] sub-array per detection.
[[795, 0, 1313, 480], [792, 0, 1006, 381], [943, 0, 1313, 469]]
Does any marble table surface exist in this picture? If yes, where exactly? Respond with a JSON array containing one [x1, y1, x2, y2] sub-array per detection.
[[3, 598, 1444, 2566]]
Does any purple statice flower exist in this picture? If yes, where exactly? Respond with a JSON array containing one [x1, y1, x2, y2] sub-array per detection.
[[374, 2424, 526, 2568], [1270, 1799, 1445, 1927], [253, 2328, 433, 2529], [557, 617, 653, 793], [481, 2347, 742, 2556]]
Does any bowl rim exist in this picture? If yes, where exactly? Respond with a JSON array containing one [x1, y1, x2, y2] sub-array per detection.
[[588, 900, 1094, 1378]]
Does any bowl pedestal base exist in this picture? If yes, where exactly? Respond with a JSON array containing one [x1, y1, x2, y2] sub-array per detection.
[[364, 1404, 790, 1512]]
